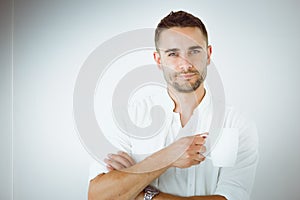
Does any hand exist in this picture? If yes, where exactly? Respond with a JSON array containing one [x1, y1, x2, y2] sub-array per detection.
[[104, 151, 136, 171], [169, 133, 207, 168]]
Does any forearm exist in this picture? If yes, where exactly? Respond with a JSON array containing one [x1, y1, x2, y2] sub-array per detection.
[[89, 168, 165, 200], [88, 147, 172, 200], [88, 135, 206, 200], [135, 191, 226, 200], [155, 192, 227, 200]]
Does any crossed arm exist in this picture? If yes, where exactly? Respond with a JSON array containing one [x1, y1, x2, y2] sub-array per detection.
[[88, 134, 226, 200]]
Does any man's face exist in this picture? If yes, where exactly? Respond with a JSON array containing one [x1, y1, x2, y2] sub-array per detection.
[[154, 27, 211, 93]]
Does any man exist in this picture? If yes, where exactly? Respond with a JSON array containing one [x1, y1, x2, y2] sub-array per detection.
[[88, 11, 258, 200]]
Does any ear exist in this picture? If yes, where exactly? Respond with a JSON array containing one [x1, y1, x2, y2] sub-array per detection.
[[153, 51, 162, 70], [207, 45, 212, 65]]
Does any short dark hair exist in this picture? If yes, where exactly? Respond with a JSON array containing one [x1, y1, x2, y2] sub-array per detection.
[[155, 11, 208, 50]]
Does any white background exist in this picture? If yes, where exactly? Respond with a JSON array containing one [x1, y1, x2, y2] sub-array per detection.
[[1, 0, 300, 199]]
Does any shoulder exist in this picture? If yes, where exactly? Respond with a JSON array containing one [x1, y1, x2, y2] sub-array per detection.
[[224, 105, 255, 130], [127, 89, 173, 127]]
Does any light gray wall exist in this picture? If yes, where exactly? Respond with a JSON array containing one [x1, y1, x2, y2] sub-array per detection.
[[0, 0, 13, 199], [4, 0, 300, 199]]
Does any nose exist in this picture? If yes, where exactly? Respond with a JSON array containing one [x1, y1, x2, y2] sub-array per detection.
[[178, 55, 192, 71]]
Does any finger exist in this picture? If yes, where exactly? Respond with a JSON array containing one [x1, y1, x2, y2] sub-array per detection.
[[187, 145, 206, 155], [198, 145, 206, 154], [106, 164, 114, 172], [194, 132, 208, 137], [193, 132, 208, 144], [189, 157, 205, 166], [188, 144, 202, 151], [104, 158, 125, 170], [117, 151, 136, 166], [192, 136, 206, 145], [191, 154, 206, 162], [200, 132, 208, 139], [104, 159, 119, 171], [108, 153, 132, 168], [189, 160, 201, 166], [189, 145, 206, 152]]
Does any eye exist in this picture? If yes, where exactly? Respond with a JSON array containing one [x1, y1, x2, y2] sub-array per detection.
[[189, 49, 201, 55], [168, 52, 178, 57]]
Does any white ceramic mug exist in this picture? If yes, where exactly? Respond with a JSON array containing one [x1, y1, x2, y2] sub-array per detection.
[[205, 128, 239, 167]]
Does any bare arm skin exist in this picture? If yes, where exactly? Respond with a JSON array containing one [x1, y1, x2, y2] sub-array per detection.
[[155, 194, 226, 200], [134, 191, 226, 200], [88, 135, 207, 200], [89, 166, 166, 200]]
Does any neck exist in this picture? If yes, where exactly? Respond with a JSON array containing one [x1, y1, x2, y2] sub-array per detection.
[[168, 84, 206, 115]]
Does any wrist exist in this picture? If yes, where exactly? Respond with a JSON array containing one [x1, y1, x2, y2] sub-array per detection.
[[144, 185, 160, 200], [152, 192, 174, 200]]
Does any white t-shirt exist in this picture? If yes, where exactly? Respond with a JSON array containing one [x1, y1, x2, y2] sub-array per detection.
[[89, 88, 259, 200]]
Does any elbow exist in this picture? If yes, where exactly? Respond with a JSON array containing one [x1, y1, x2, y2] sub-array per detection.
[[88, 173, 131, 200], [88, 179, 99, 200], [88, 173, 106, 200]]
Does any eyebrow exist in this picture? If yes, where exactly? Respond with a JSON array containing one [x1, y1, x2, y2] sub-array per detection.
[[188, 45, 203, 50], [163, 45, 203, 53], [164, 48, 180, 53]]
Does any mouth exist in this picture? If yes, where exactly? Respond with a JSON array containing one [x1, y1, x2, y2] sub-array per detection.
[[178, 73, 197, 80]]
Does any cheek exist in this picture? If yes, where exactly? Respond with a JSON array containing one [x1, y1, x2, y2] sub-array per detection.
[[161, 57, 176, 65], [161, 59, 178, 70], [163, 66, 174, 75], [193, 56, 208, 68], [162, 67, 177, 80], [192, 53, 207, 63]]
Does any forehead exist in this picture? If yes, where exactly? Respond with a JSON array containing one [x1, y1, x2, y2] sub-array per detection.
[[158, 27, 207, 50]]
